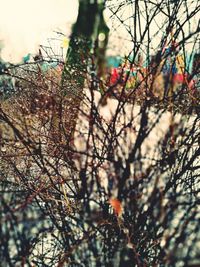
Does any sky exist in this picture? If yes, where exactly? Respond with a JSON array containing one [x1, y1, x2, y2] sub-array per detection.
[[0, 0, 78, 62], [0, 0, 198, 63]]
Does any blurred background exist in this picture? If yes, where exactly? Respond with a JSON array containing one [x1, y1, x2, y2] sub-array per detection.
[[0, 0, 198, 63]]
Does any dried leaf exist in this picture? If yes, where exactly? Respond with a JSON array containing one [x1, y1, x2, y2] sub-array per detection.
[[109, 198, 122, 216]]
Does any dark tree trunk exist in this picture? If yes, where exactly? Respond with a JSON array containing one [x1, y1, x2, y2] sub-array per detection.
[[58, 0, 109, 144]]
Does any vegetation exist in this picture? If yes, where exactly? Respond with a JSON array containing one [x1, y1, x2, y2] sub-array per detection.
[[0, 0, 199, 266]]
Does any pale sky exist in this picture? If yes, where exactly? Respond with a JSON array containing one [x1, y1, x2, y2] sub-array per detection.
[[0, 0, 78, 62], [0, 0, 198, 63]]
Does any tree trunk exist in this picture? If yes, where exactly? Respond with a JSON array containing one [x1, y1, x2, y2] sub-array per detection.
[[55, 0, 109, 145]]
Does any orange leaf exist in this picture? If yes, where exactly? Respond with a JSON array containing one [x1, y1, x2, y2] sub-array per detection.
[[109, 198, 122, 216]]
